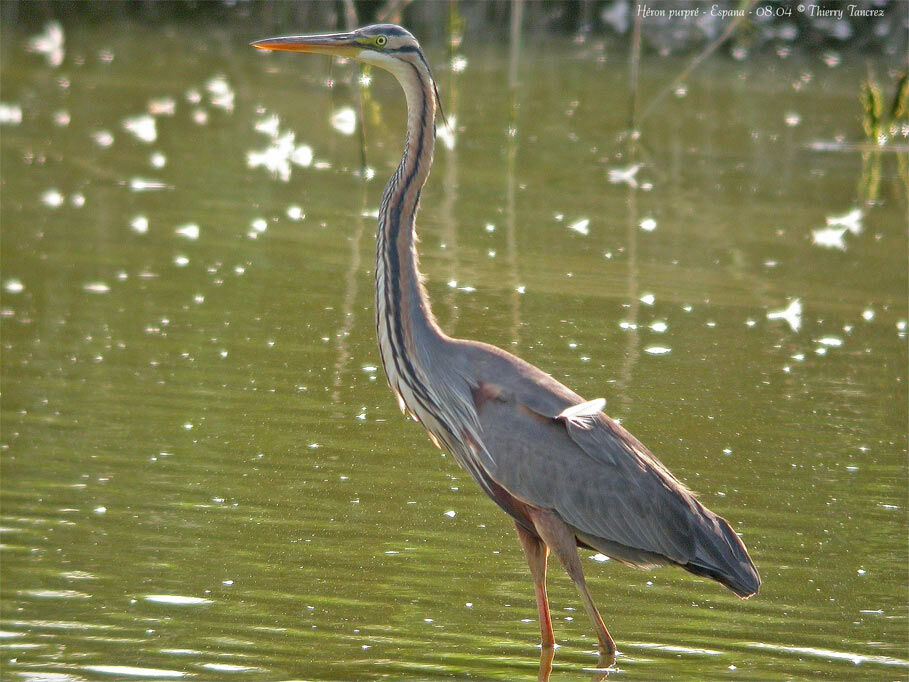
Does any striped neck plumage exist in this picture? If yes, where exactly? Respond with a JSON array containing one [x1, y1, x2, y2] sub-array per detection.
[[375, 52, 444, 394]]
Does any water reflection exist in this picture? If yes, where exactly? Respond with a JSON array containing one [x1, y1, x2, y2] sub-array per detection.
[[438, 23, 463, 333], [331, 182, 369, 406], [616, 161, 641, 414], [1, 14, 907, 682], [537, 645, 614, 682], [26, 21, 64, 68], [504, 0, 524, 346], [766, 298, 803, 333]]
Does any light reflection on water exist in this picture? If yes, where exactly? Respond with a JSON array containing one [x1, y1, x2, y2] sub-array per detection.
[[1, 16, 907, 682]]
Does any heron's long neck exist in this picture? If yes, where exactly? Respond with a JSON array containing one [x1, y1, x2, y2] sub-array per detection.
[[375, 59, 444, 407]]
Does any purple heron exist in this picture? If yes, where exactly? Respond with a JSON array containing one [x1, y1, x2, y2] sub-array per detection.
[[252, 25, 759, 658]]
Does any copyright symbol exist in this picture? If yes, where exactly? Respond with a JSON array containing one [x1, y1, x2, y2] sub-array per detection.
[[797, 3, 805, 11]]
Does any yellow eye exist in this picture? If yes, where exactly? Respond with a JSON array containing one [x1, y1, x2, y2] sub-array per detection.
[[375, 35, 387, 47]]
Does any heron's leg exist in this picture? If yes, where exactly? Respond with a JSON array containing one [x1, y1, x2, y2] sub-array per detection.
[[515, 521, 555, 648], [538, 643, 555, 682], [528, 508, 617, 657]]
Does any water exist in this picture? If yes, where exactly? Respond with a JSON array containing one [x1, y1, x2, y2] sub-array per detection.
[[2, 18, 907, 681]]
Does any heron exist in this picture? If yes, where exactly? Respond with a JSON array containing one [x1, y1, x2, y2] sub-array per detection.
[[251, 24, 760, 658]]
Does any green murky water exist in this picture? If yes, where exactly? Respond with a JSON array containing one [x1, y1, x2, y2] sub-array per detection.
[[2, 18, 907, 681]]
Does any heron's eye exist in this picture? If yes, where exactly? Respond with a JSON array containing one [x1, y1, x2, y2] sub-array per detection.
[[375, 35, 387, 47]]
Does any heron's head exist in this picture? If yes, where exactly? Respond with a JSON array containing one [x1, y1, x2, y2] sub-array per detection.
[[251, 24, 424, 74]]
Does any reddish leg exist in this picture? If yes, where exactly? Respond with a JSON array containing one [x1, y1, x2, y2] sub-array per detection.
[[528, 508, 617, 658], [538, 644, 555, 682], [515, 521, 555, 648]]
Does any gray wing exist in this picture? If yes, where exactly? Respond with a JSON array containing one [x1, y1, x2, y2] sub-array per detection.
[[459, 343, 699, 566]]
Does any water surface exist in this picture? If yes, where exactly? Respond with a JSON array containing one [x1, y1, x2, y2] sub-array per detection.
[[1, 18, 907, 681]]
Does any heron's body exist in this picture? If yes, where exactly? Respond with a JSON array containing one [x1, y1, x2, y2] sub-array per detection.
[[253, 24, 759, 658]]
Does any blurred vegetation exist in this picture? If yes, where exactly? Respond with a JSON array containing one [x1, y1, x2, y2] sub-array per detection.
[[858, 65, 908, 202], [2, 0, 906, 57], [860, 67, 908, 143]]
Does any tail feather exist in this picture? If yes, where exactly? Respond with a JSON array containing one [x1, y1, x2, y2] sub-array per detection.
[[684, 510, 760, 598]]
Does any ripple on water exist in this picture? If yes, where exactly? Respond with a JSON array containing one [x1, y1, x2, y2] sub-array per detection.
[[83, 665, 187, 678], [10, 620, 114, 632], [644, 346, 671, 355], [567, 218, 590, 235], [767, 298, 802, 332], [18, 589, 91, 600], [747, 642, 909, 668], [122, 114, 157, 143], [811, 226, 848, 250], [143, 595, 212, 605], [199, 662, 261, 672], [330, 107, 356, 135], [625, 641, 723, 656], [174, 223, 199, 240], [0, 102, 23, 124]]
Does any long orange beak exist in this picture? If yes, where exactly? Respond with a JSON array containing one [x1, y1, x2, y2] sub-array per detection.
[[250, 32, 361, 58]]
